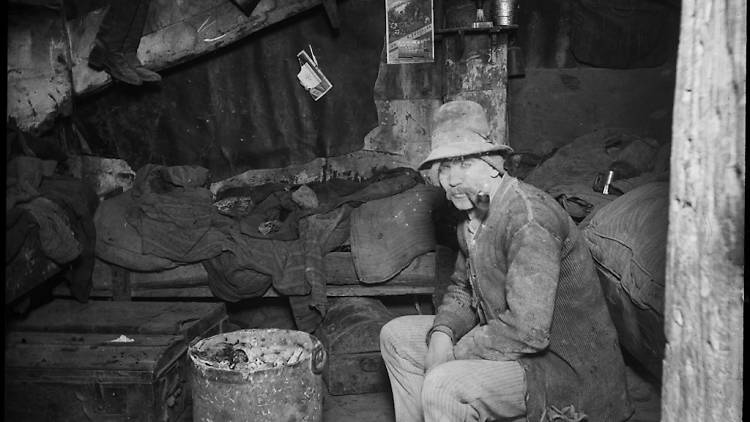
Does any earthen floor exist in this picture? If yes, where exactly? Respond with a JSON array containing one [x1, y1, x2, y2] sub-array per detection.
[[322, 363, 661, 421]]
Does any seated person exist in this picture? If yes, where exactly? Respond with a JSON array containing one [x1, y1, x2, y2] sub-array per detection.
[[380, 100, 633, 422]]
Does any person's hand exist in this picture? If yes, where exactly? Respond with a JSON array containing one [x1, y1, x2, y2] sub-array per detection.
[[424, 331, 454, 373]]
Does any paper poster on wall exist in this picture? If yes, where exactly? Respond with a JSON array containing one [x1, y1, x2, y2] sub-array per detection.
[[385, 0, 434, 64]]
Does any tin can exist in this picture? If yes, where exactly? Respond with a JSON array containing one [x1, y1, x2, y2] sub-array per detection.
[[493, 0, 516, 26]]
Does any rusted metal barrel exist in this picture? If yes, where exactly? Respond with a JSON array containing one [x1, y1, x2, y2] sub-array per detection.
[[189, 329, 327, 422]]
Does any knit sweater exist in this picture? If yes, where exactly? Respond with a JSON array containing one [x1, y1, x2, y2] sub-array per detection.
[[431, 175, 633, 422]]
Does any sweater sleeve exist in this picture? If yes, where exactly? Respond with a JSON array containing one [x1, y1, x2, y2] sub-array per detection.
[[454, 221, 560, 360], [429, 248, 479, 344]]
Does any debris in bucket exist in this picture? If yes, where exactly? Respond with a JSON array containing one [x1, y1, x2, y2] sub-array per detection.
[[193, 340, 310, 371]]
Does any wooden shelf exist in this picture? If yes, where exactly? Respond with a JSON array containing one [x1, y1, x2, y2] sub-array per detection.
[[56, 283, 434, 299], [435, 25, 518, 35], [51, 249, 447, 300]]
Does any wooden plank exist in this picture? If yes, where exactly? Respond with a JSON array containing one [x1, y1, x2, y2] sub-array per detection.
[[54, 249, 439, 299], [209, 149, 413, 196], [122, 284, 433, 297], [120, 283, 435, 298], [326, 284, 434, 296], [110, 250, 436, 287], [5, 332, 185, 377], [7, 5, 73, 132], [326, 250, 437, 285], [68, 0, 324, 95], [58, 280, 434, 298], [9, 300, 227, 340], [661, 0, 745, 420]]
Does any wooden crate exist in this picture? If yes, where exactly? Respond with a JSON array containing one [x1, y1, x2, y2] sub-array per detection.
[[318, 297, 395, 395], [4, 300, 227, 421]]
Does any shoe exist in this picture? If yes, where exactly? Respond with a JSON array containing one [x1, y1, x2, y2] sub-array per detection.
[[88, 42, 142, 85], [133, 66, 161, 83], [125, 54, 162, 83]]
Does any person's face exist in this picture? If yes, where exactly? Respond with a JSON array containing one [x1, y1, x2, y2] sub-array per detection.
[[437, 157, 495, 210]]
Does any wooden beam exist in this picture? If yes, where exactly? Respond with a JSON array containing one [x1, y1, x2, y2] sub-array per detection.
[[230, 0, 263, 16], [661, 0, 745, 420], [209, 149, 414, 196], [67, 0, 324, 95]]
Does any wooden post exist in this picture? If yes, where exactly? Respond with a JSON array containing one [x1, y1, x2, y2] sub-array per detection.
[[662, 0, 745, 420], [442, 1, 509, 147]]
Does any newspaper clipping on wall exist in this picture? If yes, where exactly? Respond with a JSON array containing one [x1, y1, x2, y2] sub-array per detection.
[[385, 0, 434, 64]]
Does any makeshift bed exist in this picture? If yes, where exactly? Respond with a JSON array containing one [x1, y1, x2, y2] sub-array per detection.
[[49, 165, 447, 331]]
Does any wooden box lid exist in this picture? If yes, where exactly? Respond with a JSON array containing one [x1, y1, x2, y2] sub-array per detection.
[[5, 331, 186, 383], [8, 299, 226, 342]]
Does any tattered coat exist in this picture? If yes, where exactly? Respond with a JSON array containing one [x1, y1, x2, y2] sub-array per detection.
[[431, 175, 633, 422]]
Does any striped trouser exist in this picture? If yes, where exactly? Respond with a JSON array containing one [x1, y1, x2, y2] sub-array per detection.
[[380, 315, 527, 422]]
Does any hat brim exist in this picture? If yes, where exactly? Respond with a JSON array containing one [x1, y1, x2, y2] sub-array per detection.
[[418, 132, 514, 170]]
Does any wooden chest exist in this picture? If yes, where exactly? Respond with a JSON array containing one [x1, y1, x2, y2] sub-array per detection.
[[6, 299, 228, 342], [4, 300, 227, 421], [318, 297, 395, 396]]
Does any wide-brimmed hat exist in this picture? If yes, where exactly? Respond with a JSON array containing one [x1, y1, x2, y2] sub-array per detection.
[[418, 100, 514, 170]]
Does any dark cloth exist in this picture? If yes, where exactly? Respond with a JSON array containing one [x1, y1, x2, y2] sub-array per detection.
[[432, 175, 632, 422], [6, 156, 57, 210], [570, 0, 680, 68], [218, 167, 424, 241], [17, 197, 82, 264], [5, 157, 95, 303], [94, 189, 179, 271], [524, 129, 662, 192], [6, 207, 40, 263], [94, 0, 150, 55], [204, 205, 353, 332], [38, 177, 99, 302], [202, 250, 273, 300], [126, 164, 228, 263]]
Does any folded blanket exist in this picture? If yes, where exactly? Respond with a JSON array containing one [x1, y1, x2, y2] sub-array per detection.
[[350, 184, 443, 283]]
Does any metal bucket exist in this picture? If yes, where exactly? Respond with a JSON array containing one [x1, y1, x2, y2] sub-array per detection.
[[189, 329, 327, 422]]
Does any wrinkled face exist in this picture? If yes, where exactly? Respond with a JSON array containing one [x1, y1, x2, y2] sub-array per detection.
[[437, 157, 496, 210]]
